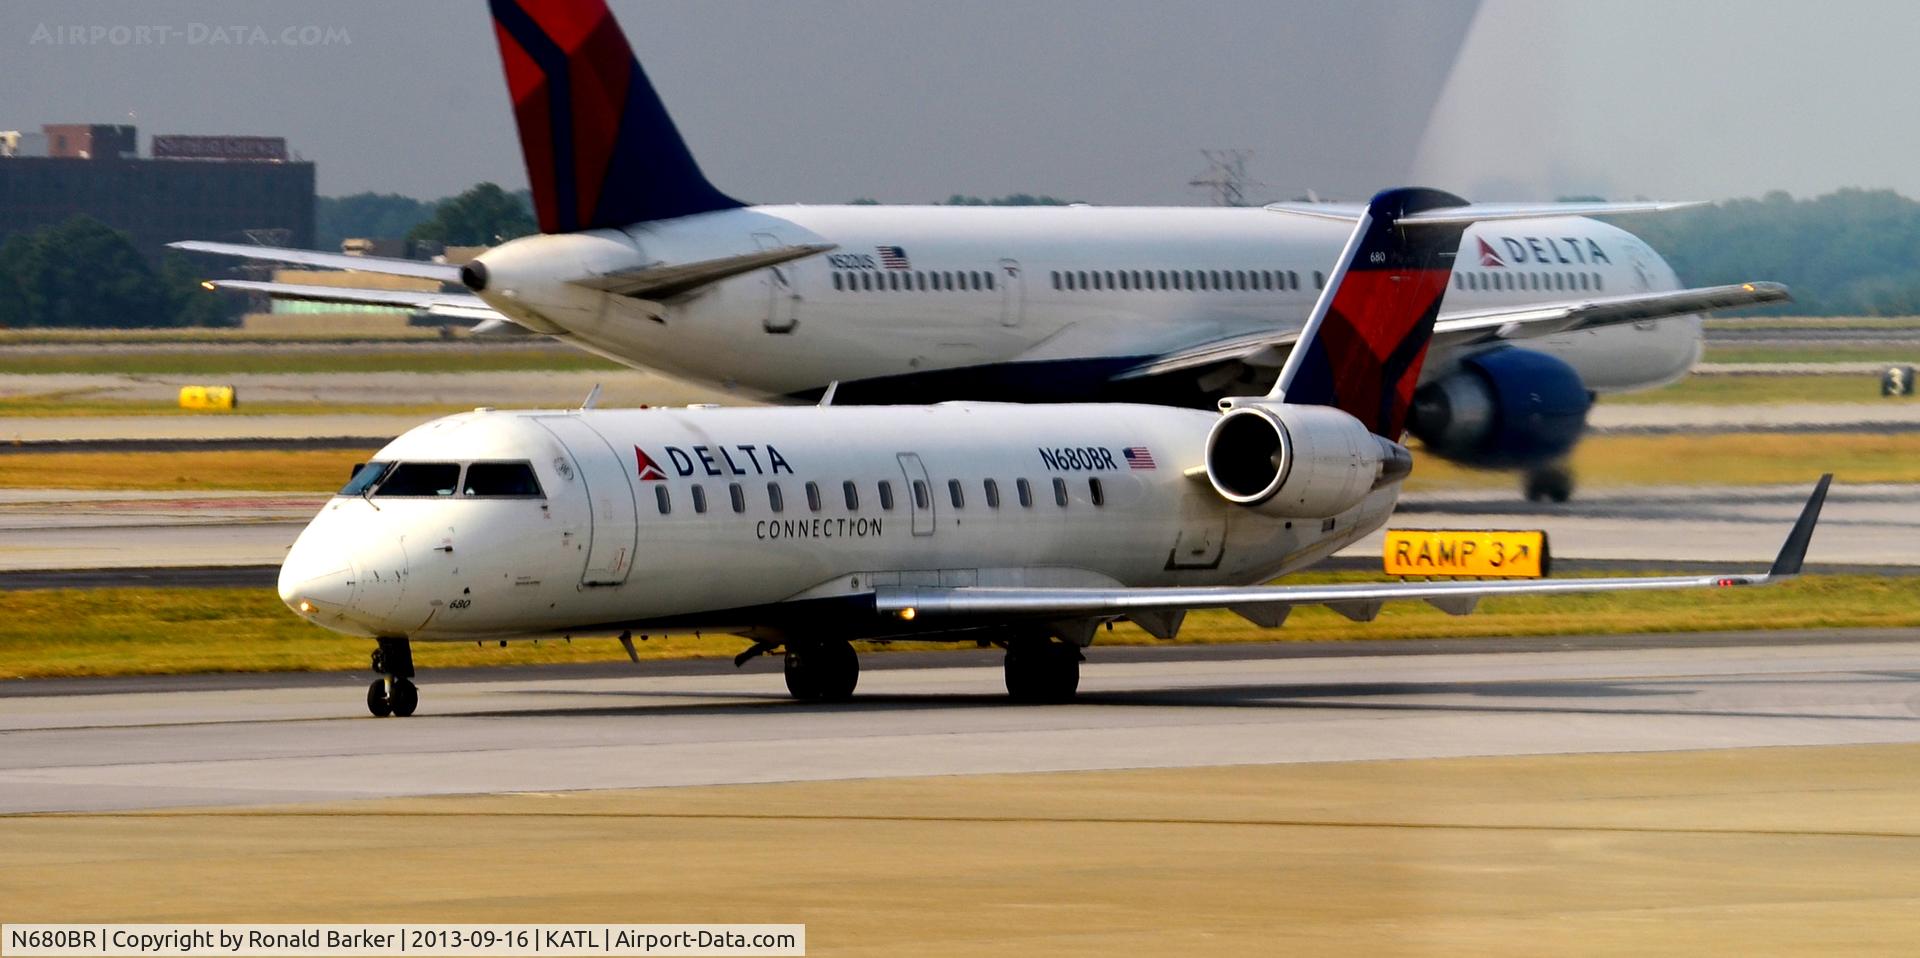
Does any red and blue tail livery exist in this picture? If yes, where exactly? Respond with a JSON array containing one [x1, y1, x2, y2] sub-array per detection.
[[1279, 187, 1472, 439], [489, 0, 741, 233]]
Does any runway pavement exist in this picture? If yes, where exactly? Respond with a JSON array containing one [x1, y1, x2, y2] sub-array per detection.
[[1, 480, 1908, 575], [1, 630, 1916, 814]]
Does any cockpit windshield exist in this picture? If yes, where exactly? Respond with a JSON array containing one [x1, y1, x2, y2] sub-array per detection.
[[343, 460, 546, 500], [462, 462, 543, 498], [339, 461, 392, 497], [372, 462, 463, 497]]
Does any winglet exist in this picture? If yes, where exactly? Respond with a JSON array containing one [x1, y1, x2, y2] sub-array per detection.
[[1768, 474, 1832, 578]]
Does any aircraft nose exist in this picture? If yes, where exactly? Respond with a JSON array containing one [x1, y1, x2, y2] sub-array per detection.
[[279, 547, 355, 619]]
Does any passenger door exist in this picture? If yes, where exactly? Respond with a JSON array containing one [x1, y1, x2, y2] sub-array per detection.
[[897, 452, 935, 536], [536, 416, 638, 586], [997, 258, 1024, 327]]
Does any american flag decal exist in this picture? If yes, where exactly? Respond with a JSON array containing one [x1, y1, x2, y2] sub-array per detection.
[[876, 245, 910, 269], [1122, 446, 1156, 470]]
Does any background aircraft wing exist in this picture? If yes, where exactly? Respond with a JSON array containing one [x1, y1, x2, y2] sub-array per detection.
[[1114, 281, 1789, 384], [871, 476, 1829, 635], [169, 240, 461, 283], [1429, 281, 1791, 348], [204, 279, 506, 323]]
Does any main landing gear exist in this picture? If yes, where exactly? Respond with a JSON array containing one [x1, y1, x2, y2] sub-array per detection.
[[367, 636, 418, 718], [783, 639, 860, 701], [1524, 463, 1575, 504], [1004, 638, 1082, 704]]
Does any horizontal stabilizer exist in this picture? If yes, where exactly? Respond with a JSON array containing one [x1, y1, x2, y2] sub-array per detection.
[[572, 243, 835, 299], [169, 241, 460, 283], [204, 280, 506, 323]]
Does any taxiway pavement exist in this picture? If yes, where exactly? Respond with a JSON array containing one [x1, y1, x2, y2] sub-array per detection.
[[2, 631, 1915, 814]]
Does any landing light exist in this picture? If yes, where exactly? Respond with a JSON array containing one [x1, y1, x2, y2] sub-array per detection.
[[297, 599, 315, 614], [200, 281, 216, 291], [898, 607, 917, 621]]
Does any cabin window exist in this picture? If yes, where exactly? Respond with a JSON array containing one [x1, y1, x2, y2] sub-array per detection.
[[1144, 271, 1156, 290], [860, 273, 872, 291], [372, 462, 460, 498], [1077, 270, 1089, 290], [1288, 270, 1299, 290], [1118, 271, 1130, 291], [887, 272, 899, 291], [912, 479, 930, 510], [984, 478, 1001, 508], [1453, 274, 1464, 290], [1236, 270, 1248, 290], [917, 272, 928, 291], [948, 478, 965, 508], [985, 272, 995, 291], [339, 462, 392, 496], [691, 484, 708, 514], [1016, 478, 1034, 507], [1051, 271, 1061, 290], [878, 480, 896, 510], [843, 480, 860, 510], [1052, 477, 1069, 507], [729, 482, 745, 513], [1105, 271, 1116, 290], [1594, 273, 1604, 291], [832, 273, 844, 291], [1088, 477, 1105, 507], [1314, 271, 1325, 289], [462, 461, 543, 498], [1182, 270, 1194, 289], [805, 481, 822, 512], [654, 485, 671, 514], [767, 482, 784, 513]]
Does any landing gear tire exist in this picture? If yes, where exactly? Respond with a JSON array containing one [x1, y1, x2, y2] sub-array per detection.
[[389, 678, 419, 717], [366, 636, 418, 717], [1005, 640, 1082, 704], [366, 680, 392, 718], [784, 640, 859, 702], [1524, 465, 1574, 504]]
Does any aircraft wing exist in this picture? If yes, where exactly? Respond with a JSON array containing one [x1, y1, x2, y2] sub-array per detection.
[[871, 476, 1828, 636], [1115, 281, 1789, 383], [1428, 281, 1791, 349], [204, 279, 505, 323], [169, 240, 462, 283]]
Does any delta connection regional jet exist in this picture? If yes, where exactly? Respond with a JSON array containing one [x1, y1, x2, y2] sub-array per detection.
[[273, 188, 1829, 717], [176, 0, 1790, 503]]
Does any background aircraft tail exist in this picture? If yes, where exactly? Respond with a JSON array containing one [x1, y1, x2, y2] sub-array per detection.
[[488, 0, 742, 233], [1275, 187, 1471, 439]]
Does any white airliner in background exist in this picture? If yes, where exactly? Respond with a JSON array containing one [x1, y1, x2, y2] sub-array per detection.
[[178, 0, 1788, 502], [275, 188, 1827, 717]]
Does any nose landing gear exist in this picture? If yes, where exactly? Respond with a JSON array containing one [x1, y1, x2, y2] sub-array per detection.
[[367, 637, 418, 717], [1524, 463, 1575, 504]]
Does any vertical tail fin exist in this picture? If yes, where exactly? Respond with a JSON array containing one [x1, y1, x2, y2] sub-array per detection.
[[1272, 187, 1471, 438], [488, 0, 742, 233]]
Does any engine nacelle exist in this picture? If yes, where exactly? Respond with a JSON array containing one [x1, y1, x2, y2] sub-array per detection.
[[1406, 348, 1592, 469], [1204, 403, 1411, 518]]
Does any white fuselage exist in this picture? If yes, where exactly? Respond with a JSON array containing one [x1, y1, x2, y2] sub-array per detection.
[[473, 205, 1699, 402], [279, 404, 1398, 642]]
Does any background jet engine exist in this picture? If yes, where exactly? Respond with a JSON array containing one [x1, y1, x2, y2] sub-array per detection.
[[1405, 348, 1592, 469]]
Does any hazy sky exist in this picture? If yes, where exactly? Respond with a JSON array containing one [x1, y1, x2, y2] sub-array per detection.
[[4, 0, 1916, 205]]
